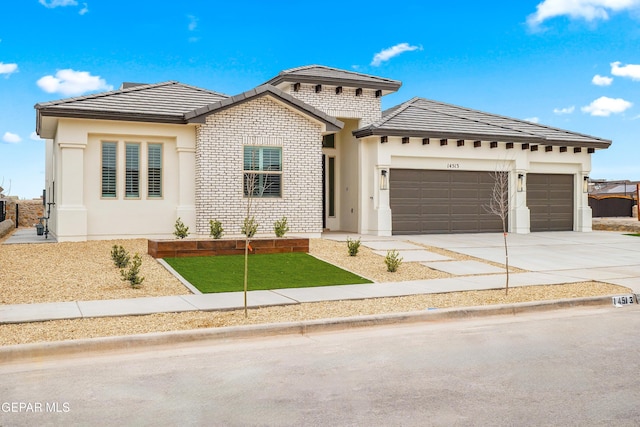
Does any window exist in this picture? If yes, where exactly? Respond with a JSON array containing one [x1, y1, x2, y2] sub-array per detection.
[[322, 134, 335, 148], [243, 146, 282, 197], [101, 142, 117, 198], [148, 144, 162, 198], [125, 143, 140, 198]]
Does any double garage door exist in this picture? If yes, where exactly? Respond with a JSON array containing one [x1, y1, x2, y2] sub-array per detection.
[[390, 169, 573, 234]]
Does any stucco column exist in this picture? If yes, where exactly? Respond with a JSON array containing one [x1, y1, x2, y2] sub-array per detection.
[[374, 164, 392, 236], [576, 172, 592, 232], [57, 142, 88, 241], [176, 147, 196, 233], [511, 169, 530, 234]]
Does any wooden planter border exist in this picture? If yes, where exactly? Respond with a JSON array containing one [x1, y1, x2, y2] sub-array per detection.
[[148, 238, 309, 258]]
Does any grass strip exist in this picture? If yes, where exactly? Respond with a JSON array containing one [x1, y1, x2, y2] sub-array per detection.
[[164, 252, 372, 293]]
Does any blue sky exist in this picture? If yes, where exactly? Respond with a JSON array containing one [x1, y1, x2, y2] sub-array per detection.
[[1, 0, 639, 198]]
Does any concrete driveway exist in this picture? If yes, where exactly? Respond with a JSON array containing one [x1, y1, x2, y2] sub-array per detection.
[[406, 231, 640, 291]]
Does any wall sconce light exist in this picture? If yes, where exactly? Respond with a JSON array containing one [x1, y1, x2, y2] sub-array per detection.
[[517, 174, 524, 192], [380, 169, 389, 190], [583, 176, 589, 193]]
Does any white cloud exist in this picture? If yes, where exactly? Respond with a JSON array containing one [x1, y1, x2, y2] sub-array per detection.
[[37, 69, 112, 96], [581, 96, 632, 116], [524, 117, 540, 123], [30, 132, 43, 141], [610, 61, 640, 80], [553, 105, 575, 114], [79, 3, 89, 15], [371, 43, 421, 66], [187, 15, 198, 31], [2, 132, 22, 144], [39, 0, 78, 8], [592, 74, 613, 85], [0, 62, 18, 76], [527, 0, 640, 27]]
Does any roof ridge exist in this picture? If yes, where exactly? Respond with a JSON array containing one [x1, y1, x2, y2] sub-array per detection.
[[35, 81, 180, 108], [275, 64, 401, 84], [370, 97, 421, 127], [409, 98, 540, 138], [412, 98, 609, 142]]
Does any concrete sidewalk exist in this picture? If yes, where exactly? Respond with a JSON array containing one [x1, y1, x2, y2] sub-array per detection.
[[1, 231, 638, 324]]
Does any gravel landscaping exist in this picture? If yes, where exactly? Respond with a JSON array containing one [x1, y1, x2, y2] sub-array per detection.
[[0, 229, 632, 345]]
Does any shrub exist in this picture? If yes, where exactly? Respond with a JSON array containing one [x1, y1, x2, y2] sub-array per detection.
[[209, 219, 224, 239], [385, 249, 403, 273], [121, 253, 145, 288], [274, 217, 289, 238], [110, 245, 130, 268], [174, 217, 189, 239], [241, 216, 258, 238], [346, 237, 361, 257]]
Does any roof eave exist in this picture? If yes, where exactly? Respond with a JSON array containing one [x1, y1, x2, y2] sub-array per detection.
[[37, 108, 188, 125], [266, 75, 402, 92], [352, 128, 611, 148]]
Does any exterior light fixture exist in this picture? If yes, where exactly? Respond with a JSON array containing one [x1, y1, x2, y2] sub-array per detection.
[[583, 176, 589, 193], [517, 174, 525, 192], [380, 169, 389, 190]]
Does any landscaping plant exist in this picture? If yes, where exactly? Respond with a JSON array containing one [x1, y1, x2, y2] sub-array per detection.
[[209, 219, 224, 239], [121, 253, 145, 288], [485, 169, 510, 295], [173, 217, 190, 239], [347, 237, 361, 256], [241, 216, 258, 238], [274, 216, 289, 238], [110, 244, 130, 268], [385, 249, 403, 272]]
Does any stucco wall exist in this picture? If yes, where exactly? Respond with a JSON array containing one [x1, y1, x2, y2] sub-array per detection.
[[359, 137, 593, 235], [195, 96, 324, 237], [48, 118, 196, 241]]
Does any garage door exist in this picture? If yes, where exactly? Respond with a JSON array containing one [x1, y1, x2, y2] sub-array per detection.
[[390, 169, 504, 234], [527, 174, 573, 231]]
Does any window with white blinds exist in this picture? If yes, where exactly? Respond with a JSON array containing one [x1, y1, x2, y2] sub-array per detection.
[[101, 142, 117, 198], [125, 143, 140, 198], [243, 146, 282, 198], [148, 144, 162, 198]]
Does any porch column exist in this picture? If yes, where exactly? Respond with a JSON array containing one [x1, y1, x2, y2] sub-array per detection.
[[512, 169, 530, 234], [176, 147, 196, 233], [576, 172, 592, 232]]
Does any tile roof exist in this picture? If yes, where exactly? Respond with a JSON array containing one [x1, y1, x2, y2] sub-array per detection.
[[36, 81, 229, 124], [185, 85, 344, 132], [353, 98, 611, 148], [264, 65, 402, 92]]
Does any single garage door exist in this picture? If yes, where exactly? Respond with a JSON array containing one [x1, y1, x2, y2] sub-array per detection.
[[390, 169, 504, 234], [527, 174, 573, 231]]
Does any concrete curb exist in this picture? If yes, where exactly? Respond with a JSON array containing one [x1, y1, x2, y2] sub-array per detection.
[[0, 295, 619, 364]]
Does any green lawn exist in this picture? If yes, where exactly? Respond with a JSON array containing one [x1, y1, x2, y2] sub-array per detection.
[[164, 252, 372, 293]]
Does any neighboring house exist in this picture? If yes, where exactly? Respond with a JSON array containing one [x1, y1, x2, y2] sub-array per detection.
[[588, 180, 638, 217], [35, 65, 611, 242]]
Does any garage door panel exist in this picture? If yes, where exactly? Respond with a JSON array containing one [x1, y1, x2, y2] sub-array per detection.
[[527, 174, 573, 232], [390, 169, 503, 234]]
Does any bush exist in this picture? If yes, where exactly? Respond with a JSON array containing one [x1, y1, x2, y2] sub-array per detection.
[[273, 217, 289, 238], [241, 216, 258, 238], [121, 253, 145, 288], [346, 237, 361, 257], [174, 217, 189, 239], [209, 219, 224, 239], [385, 249, 403, 273], [110, 245, 130, 268]]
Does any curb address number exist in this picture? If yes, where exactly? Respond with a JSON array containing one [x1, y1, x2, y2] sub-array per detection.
[[612, 295, 636, 306]]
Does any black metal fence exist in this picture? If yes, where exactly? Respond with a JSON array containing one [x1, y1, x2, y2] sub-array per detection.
[[0, 201, 5, 222]]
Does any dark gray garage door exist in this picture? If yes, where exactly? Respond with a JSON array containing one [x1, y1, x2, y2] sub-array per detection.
[[390, 169, 504, 234], [527, 174, 573, 231]]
